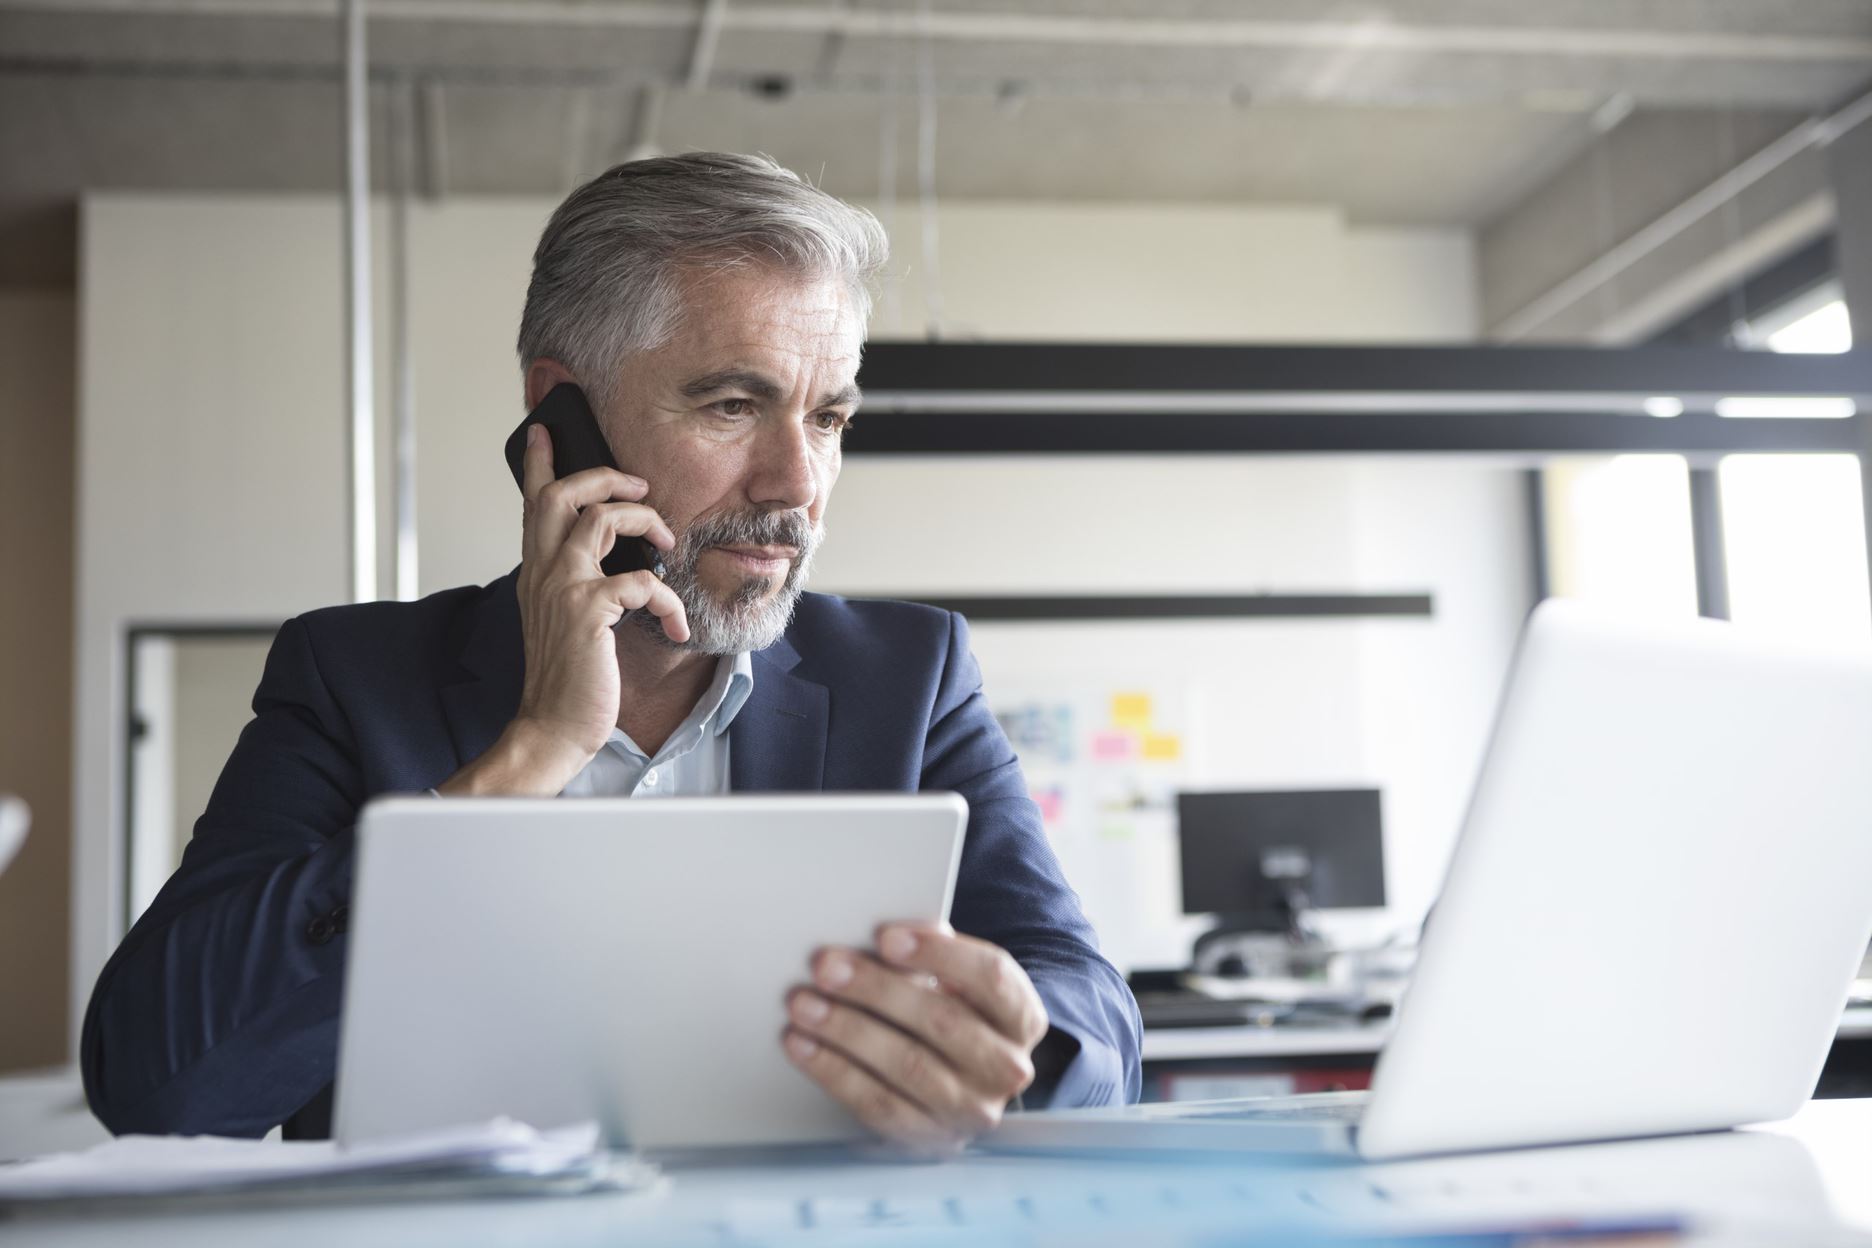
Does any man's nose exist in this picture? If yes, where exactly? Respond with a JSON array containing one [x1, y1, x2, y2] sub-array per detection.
[[749, 416, 819, 511]]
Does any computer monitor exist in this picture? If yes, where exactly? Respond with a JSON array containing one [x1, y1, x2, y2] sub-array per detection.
[[1177, 789, 1385, 933]]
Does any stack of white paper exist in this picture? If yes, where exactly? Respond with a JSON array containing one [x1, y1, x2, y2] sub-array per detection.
[[0, 1118, 654, 1207]]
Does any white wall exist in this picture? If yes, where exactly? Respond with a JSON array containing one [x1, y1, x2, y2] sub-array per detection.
[[74, 191, 1511, 1039], [815, 457, 1528, 966], [867, 202, 1476, 343]]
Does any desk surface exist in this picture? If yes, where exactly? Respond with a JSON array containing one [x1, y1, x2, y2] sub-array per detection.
[[6, 1079, 1872, 1247]]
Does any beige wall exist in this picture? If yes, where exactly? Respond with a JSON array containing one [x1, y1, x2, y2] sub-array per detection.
[[0, 290, 75, 1071]]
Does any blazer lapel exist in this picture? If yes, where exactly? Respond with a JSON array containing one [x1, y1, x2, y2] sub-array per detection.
[[730, 635, 829, 793], [439, 569, 525, 771], [440, 570, 830, 792]]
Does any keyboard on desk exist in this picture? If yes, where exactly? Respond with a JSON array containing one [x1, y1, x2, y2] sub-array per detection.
[[1182, 1096, 1370, 1124], [1133, 994, 1290, 1029]]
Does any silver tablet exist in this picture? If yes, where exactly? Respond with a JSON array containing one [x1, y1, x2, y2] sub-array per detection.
[[334, 793, 967, 1151]]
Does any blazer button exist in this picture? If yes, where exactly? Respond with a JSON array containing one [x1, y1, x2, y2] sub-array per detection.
[[305, 914, 337, 946]]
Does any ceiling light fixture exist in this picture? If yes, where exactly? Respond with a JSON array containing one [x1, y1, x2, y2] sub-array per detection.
[[1713, 396, 1857, 420]]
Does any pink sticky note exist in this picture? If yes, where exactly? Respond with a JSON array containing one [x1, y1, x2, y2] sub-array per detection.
[[1033, 788, 1065, 824], [1092, 730, 1137, 762]]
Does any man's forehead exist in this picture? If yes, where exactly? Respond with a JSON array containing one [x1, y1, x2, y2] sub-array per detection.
[[675, 264, 858, 336]]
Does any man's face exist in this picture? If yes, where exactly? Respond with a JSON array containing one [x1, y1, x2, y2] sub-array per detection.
[[595, 262, 862, 654]]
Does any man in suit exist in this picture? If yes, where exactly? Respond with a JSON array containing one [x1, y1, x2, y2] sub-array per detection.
[[82, 153, 1140, 1151]]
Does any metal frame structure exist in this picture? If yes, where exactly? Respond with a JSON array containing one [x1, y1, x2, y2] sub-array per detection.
[[847, 342, 1872, 459], [883, 594, 1432, 623]]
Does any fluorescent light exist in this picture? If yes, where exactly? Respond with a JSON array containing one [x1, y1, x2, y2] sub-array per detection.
[[1642, 397, 1684, 419], [1714, 396, 1857, 420]]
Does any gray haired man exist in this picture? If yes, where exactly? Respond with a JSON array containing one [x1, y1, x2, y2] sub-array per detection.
[[83, 154, 1143, 1153]]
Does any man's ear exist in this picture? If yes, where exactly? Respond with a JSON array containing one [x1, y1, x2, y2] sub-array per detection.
[[523, 358, 579, 411]]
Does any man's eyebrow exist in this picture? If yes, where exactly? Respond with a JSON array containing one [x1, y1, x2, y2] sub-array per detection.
[[678, 369, 784, 402], [679, 370, 863, 410]]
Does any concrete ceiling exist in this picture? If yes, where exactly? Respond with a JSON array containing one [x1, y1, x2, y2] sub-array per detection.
[[3, 0, 1871, 285]]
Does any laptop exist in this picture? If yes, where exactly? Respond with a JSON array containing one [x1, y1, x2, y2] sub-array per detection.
[[987, 600, 1872, 1160], [334, 792, 966, 1151]]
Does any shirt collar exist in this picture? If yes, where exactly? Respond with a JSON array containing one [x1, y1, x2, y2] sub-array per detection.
[[603, 650, 757, 759], [713, 649, 756, 737]]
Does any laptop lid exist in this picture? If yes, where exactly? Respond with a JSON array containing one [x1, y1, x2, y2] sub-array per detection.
[[334, 792, 966, 1150], [1359, 601, 1872, 1159]]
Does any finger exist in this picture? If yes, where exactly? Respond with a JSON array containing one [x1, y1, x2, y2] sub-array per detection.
[[875, 926, 1050, 1048], [593, 571, 691, 644], [563, 500, 676, 566], [520, 422, 554, 502], [524, 465, 649, 564], [812, 950, 1032, 1102], [781, 1027, 964, 1157], [787, 990, 999, 1135]]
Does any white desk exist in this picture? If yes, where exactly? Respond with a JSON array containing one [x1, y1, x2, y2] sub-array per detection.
[[5, 1083, 1872, 1246]]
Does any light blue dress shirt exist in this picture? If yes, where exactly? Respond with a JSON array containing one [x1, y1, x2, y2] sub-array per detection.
[[557, 651, 755, 799]]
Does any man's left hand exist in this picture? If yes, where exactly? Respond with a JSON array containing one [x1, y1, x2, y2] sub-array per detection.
[[782, 923, 1051, 1157]]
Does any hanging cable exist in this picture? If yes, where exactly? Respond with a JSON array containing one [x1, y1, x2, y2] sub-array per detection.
[[914, 0, 944, 340], [391, 74, 419, 602], [878, 45, 902, 334]]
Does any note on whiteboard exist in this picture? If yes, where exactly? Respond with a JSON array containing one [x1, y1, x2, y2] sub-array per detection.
[[1109, 693, 1152, 729], [1141, 732, 1183, 762], [1091, 730, 1136, 762]]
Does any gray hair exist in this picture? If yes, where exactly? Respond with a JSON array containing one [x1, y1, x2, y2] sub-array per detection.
[[517, 152, 889, 398]]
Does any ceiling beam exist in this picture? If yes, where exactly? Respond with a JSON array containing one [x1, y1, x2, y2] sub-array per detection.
[[1488, 89, 1872, 343], [8, 0, 1872, 64]]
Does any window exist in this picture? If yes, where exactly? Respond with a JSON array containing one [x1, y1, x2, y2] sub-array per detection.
[[1542, 455, 1698, 618], [1719, 292, 1869, 639]]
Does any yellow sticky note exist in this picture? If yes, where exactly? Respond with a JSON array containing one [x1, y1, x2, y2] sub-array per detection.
[[1141, 732, 1182, 762], [1110, 692, 1152, 729]]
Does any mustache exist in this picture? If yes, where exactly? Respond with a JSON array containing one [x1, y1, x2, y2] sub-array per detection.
[[681, 508, 815, 554]]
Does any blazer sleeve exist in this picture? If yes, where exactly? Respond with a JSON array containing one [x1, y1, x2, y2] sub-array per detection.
[[920, 611, 1143, 1107], [81, 617, 365, 1137]]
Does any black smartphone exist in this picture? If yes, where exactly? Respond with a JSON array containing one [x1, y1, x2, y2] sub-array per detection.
[[504, 382, 655, 577]]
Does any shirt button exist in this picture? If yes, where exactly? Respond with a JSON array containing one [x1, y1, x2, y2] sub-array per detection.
[[644, 769, 659, 787]]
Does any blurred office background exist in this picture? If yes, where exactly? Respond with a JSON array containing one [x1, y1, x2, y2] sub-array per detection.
[[1, 0, 1869, 1081]]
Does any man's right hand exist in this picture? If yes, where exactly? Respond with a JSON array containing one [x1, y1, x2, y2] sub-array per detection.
[[437, 422, 688, 797]]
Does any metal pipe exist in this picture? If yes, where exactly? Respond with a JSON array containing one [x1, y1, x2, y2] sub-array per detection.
[[342, 0, 377, 603], [391, 75, 418, 602]]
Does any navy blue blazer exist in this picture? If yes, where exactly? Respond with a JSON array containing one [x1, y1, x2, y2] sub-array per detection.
[[82, 572, 1142, 1138]]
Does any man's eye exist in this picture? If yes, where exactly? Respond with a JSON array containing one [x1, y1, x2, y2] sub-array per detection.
[[815, 410, 851, 433], [714, 398, 754, 417]]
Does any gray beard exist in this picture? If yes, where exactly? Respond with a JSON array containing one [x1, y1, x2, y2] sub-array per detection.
[[629, 508, 820, 656]]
